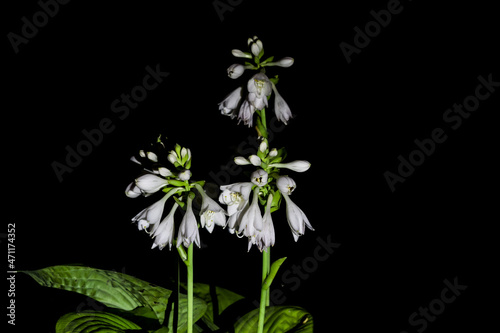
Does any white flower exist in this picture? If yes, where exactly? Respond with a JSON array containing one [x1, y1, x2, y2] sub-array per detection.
[[219, 182, 254, 234], [219, 182, 253, 216], [269, 160, 311, 172], [247, 73, 272, 110], [248, 36, 263, 57], [238, 99, 256, 127], [254, 194, 275, 252], [194, 183, 227, 233], [232, 49, 252, 59], [234, 156, 251, 165], [280, 192, 314, 242], [151, 203, 179, 250], [125, 182, 142, 198], [264, 57, 294, 68], [248, 155, 262, 166], [271, 83, 292, 124], [227, 64, 246, 79], [177, 196, 200, 248], [276, 176, 296, 195], [238, 188, 263, 238], [132, 189, 180, 231], [134, 174, 169, 195], [219, 87, 243, 118], [251, 169, 268, 187]]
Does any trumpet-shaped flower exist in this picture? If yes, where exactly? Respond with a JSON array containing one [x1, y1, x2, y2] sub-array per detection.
[[131, 188, 181, 232], [194, 184, 227, 233], [271, 83, 293, 124], [254, 194, 275, 252], [238, 188, 263, 238], [151, 203, 179, 250], [219, 87, 243, 119], [238, 99, 256, 127], [281, 192, 314, 241], [177, 196, 200, 248], [219, 182, 253, 216], [247, 73, 272, 110]]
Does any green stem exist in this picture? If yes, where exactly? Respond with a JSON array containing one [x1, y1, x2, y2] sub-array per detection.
[[187, 243, 194, 333], [257, 248, 270, 333]]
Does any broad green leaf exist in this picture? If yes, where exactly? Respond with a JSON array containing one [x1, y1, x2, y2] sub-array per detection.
[[22, 265, 172, 324], [181, 282, 245, 328], [55, 311, 142, 333], [164, 294, 207, 333], [234, 306, 313, 333]]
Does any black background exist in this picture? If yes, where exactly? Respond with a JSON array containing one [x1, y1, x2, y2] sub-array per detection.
[[3, 0, 498, 332]]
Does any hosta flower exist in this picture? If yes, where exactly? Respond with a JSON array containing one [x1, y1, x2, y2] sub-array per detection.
[[134, 174, 169, 195], [248, 36, 263, 57], [251, 169, 268, 187], [271, 83, 293, 125], [219, 182, 253, 234], [254, 194, 275, 252], [132, 188, 180, 232], [219, 87, 243, 118], [269, 160, 311, 172], [232, 49, 252, 59], [194, 184, 227, 233], [227, 64, 246, 79], [219, 182, 253, 214], [151, 203, 179, 250], [276, 176, 296, 195], [177, 196, 200, 248], [238, 188, 263, 239], [277, 179, 314, 241], [264, 57, 294, 68], [238, 99, 256, 127], [125, 182, 142, 198], [247, 73, 272, 111]]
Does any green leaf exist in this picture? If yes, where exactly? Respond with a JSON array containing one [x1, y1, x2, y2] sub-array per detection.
[[234, 306, 313, 333], [270, 190, 282, 213], [181, 282, 245, 328], [263, 257, 287, 290], [22, 265, 172, 324], [163, 294, 207, 333], [261, 56, 275, 64], [55, 311, 142, 333]]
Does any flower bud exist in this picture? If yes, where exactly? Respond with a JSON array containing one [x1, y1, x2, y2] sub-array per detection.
[[227, 64, 245, 79], [259, 140, 268, 153], [135, 174, 169, 194], [249, 155, 262, 166], [248, 36, 263, 57], [251, 169, 268, 187], [232, 49, 252, 59], [269, 148, 278, 157], [269, 160, 311, 172], [234, 156, 250, 165], [277, 176, 296, 195]]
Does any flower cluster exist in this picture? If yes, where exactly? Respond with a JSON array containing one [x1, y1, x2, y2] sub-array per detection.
[[218, 36, 294, 127], [219, 138, 314, 251], [125, 138, 227, 250]]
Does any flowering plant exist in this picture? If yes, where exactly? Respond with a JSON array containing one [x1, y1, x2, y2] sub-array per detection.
[[23, 36, 315, 333]]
